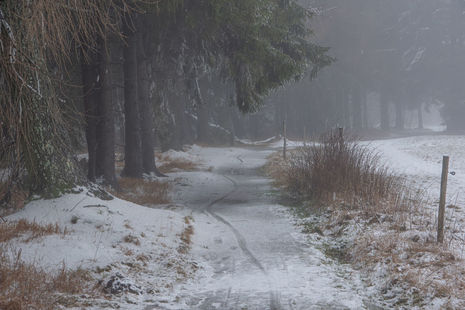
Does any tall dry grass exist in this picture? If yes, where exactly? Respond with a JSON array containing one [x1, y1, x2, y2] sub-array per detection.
[[269, 130, 425, 218], [286, 131, 396, 205], [0, 250, 96, 309], [111, 177, 171, 206], [0, 220, 96, 309]]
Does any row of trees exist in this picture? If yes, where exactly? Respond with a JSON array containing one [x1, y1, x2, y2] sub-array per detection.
[[0, 0, 331, 203], [237, 0, 465, 139]]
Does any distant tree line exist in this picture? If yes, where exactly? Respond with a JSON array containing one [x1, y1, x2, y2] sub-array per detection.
[[240, 0, 465, 139]]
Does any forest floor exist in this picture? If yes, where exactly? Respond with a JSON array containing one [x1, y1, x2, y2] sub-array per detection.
[[3, 134, 465, 309]]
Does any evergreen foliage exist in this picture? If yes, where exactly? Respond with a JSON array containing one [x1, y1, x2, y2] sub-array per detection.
[[0, 0, 330, 204]]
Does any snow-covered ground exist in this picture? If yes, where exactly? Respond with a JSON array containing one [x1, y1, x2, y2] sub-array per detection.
[[367, 135, 465, 253], [164, 145, 372, 309], [7, 134, 464, 309], [5, 186, 199, 308], [3, 142, 380, 309]]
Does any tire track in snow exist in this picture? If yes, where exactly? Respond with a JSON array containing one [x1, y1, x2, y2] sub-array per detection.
[[205, 174, 266, 273], [204, 155, 281, 310]]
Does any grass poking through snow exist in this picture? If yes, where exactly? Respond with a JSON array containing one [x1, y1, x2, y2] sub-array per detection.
[[156, 154, 199, 174], [266, 130, 465, 308], [0, 219, 67, 243], [112, 177, 171, 206], [0, 233, 97, 309]]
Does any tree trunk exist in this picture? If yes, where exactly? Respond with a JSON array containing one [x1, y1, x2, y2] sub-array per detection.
[[352, 85, 362, 129], [122, 27, 143, 178], [418, 102, 424, 129], [167, 90, 185, 151], [193, 77, 209, 143], [380, 93, 389, 130], [95, 40, 117, 187], [343, 90, 350, 128], [81, 48, 99, 181], [137, 31, 159, 174], [362, 90, 368, 128], [196, 102, 209, 143], [395, 102, 404, 130]]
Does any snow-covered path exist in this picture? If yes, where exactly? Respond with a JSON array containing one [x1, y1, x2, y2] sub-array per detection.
[[153, 146, 371, 310]]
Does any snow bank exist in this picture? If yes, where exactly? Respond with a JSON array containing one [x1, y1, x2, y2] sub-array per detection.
[[4, 186, 198, 308]]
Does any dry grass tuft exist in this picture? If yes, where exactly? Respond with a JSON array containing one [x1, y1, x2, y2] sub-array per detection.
[[265, 152, 290, 188], [0, 249, 97, 309], [156, 154, 199, 174], [178, 217, 194, 254], [112, 177, 171, 206], [123, 234, 140, 246], [0, 219, 66, 243]]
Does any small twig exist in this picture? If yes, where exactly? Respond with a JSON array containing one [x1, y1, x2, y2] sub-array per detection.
[[70, 196, 87, 212], [83, 204, 109, 210]]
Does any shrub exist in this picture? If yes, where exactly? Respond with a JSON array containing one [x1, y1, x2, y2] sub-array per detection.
[[285, 131, 396, 205]]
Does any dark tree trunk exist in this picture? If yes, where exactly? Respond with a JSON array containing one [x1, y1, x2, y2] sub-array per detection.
[[137, 32, 158, 174], [196, 102, 209, 143], [81, 49, 99, 181], [193, 77, 209, 143], [95, 40, 117, 187], [167, 90, 185, 151], [122, 27, 143, 178], [380, 93, 389, 130]]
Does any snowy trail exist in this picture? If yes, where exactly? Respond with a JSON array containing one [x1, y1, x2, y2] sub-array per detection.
[[155, 146, 370, 310], [205, 172, 280, 310]]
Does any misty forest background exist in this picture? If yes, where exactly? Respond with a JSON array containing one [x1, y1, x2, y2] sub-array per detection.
[[1, 0, 464, 205]]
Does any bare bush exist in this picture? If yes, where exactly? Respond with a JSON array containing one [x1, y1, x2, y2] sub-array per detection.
[[284, 131, 406, 210]]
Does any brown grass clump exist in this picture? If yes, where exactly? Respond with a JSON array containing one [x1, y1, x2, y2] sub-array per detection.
[[0, 219, 66, 243], [123, 234, 140, 246], [265, 152, 290, 188], [178, 216, 194, 254], [0, 250, 97, 309], [112, 177, 171, 206], [286, 131, 397, 206], [156, 154, 198, 174], [267, 130, 424, 218]]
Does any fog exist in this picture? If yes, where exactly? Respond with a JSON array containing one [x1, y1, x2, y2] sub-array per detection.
[[233, 0, 465, 140]]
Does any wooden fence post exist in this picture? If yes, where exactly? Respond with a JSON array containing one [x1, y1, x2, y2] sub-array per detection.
[[437, 155, 449, 243]]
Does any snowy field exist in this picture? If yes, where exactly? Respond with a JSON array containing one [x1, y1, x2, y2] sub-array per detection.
[[368, 135, 465, 253]]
